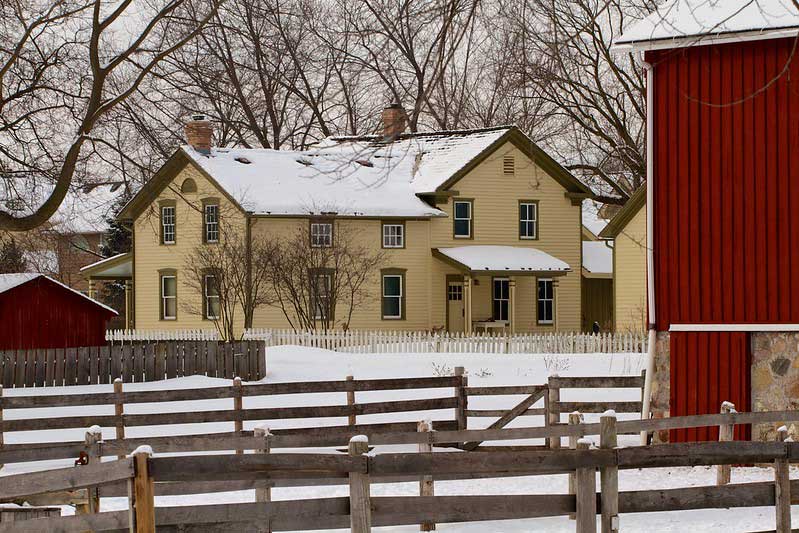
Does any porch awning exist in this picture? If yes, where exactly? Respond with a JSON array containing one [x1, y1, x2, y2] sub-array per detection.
[[433, 246, 571, 275], [80, 252, 132, 279]]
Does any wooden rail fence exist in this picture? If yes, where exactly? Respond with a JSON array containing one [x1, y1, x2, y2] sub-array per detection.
[[1, 411, 797, 533], [0, 371, 645, 469], [0, 340, 266, 388], [242, 328, 649, 354]]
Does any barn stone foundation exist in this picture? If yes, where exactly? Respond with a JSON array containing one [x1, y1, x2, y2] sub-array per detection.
[[751, 332, 799, 441], [650, 331, 671, 443]]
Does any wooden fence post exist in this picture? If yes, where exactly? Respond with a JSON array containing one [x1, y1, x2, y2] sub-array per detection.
[[233, 377, 243, 455], [568, 411, 583, 520], [254, 425, 273, 533], [716, 401, 735, 486], [454, 367, 468, 432], [418, 420, 435, 531], [131, 446, 155, 533], [114, 379, 125, 460], [84, 426, 102, 514], [775, 426, 791, 533], [546, 375, 561, 449], [347, 375, 357, 426], [575, 438, 597, 533], [600, 412, 619, 533], [348, 436, 372, 533]]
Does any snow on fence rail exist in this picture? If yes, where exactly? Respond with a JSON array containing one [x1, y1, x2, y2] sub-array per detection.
[[242, 328, 648, 354]]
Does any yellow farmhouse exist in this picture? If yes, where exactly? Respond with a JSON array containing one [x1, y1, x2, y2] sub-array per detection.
[[599, 184, 647, 333], [84, 109, 598, 337]]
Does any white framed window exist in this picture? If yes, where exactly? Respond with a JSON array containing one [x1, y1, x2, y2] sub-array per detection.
[[382, 223, 404, 248], [310, 222, 333, 247], [205, 204, 219, 243], [204, 274, 220, 320], [382, 274, 403, 319], [493, 278, 509, 321], [312, 272, 332, 320], [538, 278, 554, 325], [453, 200, 472, 238], [161, 275, 177, 320], [162, 206, 176, 244], [519, 202, 538, 239]]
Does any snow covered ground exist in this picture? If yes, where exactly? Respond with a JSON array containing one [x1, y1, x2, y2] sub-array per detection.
[[3, 347, 794, 531]]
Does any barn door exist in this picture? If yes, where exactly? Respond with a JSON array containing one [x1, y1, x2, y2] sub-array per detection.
[[669, 331, 751, 442]]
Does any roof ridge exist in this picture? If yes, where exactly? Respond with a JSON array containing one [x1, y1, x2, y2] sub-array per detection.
[[330, 125, 515, 142]]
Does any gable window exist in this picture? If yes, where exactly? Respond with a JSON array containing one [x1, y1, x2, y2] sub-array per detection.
[[453, 200, 473, 239], [503, 155, 515, 176], [310, 221, 333, 247], [382, 269, 405, 320], [519, 201, 538, 240], [161, 273, 177, 320], [311, 271, 332, 320], [382, 223, 404, 248], [204, 203, 219, 243], [204, 274, 220, 320], [161, 204, 176, 244], [538, 278, 554, 325], [493, 278, 509, 321]]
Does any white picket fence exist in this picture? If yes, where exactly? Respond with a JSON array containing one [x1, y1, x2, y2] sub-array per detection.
[[242, 328, 648, 354], [106, 329, 221, 342]]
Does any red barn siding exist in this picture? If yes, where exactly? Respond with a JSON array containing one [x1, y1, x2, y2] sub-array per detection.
[[649, 38, 799, 329], [0, 277, 114, 350], [669, 331, 751, 442]]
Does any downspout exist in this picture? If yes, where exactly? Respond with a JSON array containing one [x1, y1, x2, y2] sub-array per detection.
[[637, 51, 656, 445]]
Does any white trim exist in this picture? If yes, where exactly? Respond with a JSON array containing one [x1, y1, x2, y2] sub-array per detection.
[[161, 274, 177, 320], [382, 274, 403, 319], [453, 200, 472, 238], [614, 28, 799, 52], [669, 323, 799, 332], [382, 223, 404, 248]]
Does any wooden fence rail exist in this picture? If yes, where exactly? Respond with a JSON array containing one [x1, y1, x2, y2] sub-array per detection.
[[2, 430, 797, 533], [242, 328, 649, 354], [0, 340, 266, 388]]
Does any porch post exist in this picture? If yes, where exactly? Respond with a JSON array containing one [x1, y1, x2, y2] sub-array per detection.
[[124, 280, 132, 330], [509, 277, 516, 334], [464, 275, 472, 334], [88, 279, 95, 299], [553, 278, 559, 331]]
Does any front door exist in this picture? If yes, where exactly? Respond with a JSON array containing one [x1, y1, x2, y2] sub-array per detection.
[[447, 281, 465, 332]]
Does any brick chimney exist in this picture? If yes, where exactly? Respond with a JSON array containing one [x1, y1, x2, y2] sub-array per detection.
[[381, 103, 407, 139], [185, 114, 213, 154]]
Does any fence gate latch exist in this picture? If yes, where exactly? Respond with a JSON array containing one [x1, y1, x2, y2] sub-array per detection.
[[74, 451, 89, 466]]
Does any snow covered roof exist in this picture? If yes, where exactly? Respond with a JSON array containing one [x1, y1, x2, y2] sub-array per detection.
[[616, 0, 799, 50], [0, 273, 118, 314], [582, 242, 613, 277], [80, 252, 132, 278], [434, 246, 571, 274], [582, 201, 608, 238]]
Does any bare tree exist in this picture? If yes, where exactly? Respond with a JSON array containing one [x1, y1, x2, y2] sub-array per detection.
[[183, 230, 277, 340], [267, 222, 384, 332], [0, 0, 222, 231]]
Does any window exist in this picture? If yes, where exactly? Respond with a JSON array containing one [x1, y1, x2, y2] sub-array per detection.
[[161, 274, 177, 320], [519, 202, 538, 240], [493, 278, 509, 321], [382, 272, 404, 319], [447, 284, 463, 301], [453, 200, 472, 238], [538, 278, 554, 325], [382, 223, 404, 248], [161, 205, 176, 244], [204, 274, 220, 320], [312, 272, 332, 320], [310, 222, 333, 247], [204, 204, 219, 243], [503, 155, 515, 176]]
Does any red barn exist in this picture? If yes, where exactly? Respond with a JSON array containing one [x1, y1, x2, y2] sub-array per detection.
[[0, 273, 117, 350], [616, 1, 799, 441]]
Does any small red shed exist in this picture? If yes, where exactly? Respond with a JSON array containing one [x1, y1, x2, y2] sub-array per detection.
[[616, 1, 799, 441], [0, 273, 117, 350]]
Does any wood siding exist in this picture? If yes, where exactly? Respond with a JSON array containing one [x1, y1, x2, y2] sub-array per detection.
[[582, 278, 613, 332], [649, 38, 799, 329], [613, 205, 646, 333]]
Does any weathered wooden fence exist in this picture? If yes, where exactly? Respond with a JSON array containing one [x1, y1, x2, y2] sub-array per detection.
[[2, 409, 798, 533], [242, 328, 648, 354], [0, 341, 266, 388]]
